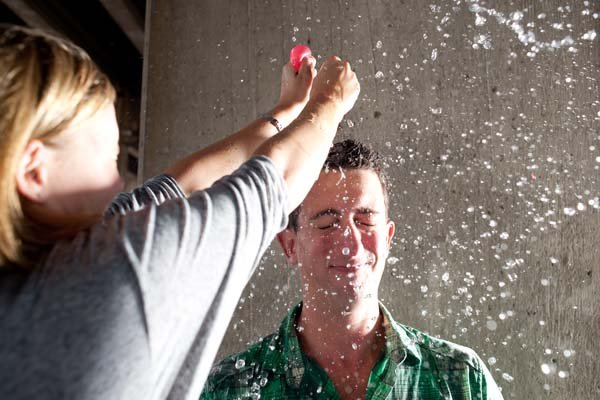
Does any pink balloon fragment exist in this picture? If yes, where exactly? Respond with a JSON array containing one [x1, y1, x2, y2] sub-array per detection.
[[289, 44, 312, 71]]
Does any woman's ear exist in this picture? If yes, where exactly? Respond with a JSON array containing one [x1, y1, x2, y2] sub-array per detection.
[[276, 229, 299, 265], [15, 140, 48, 203]]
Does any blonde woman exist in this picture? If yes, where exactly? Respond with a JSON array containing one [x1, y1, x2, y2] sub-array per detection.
[[0, 26, 360, 399]]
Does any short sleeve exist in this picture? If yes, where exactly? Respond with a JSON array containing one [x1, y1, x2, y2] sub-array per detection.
[[104, 174, 186, 219]]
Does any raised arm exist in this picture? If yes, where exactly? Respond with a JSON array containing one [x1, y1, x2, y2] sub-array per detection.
[[166, 57, 317, 196], [254, 56, 360, 212]]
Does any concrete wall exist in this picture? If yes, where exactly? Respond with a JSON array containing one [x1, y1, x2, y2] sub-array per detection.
[[141, 1, 599, 398]]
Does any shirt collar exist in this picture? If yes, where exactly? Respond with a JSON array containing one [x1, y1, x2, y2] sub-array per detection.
[[279, 303, 306, 387], [379, 302, 422, 364], [277, 302, 424, 388]]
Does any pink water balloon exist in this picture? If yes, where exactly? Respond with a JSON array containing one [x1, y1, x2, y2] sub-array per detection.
[[289, 44, 312, 71]]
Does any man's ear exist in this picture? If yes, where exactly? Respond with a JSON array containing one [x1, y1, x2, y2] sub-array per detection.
[[386, 220, 395, 248], [276, 229, 298, 265], [15, 140, 48, 204]]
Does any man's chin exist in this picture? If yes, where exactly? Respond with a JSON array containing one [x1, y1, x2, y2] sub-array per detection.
[[326, 272, 374, 293], [316, 284, 377, 304]]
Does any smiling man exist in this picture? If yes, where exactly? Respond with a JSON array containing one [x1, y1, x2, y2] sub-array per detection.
[[200, 140, 503, 400]]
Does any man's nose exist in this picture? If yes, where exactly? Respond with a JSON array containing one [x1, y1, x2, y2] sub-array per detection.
[[336, 222, 363, 257]]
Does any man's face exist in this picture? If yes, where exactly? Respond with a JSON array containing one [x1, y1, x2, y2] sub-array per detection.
[[278, 169, 394, 304]]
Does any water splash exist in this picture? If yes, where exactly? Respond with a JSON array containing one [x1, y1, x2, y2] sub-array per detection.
[[467, 2, 589, 56]]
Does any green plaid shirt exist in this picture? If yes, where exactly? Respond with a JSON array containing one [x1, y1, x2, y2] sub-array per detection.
[[201, 303, 503, 399]]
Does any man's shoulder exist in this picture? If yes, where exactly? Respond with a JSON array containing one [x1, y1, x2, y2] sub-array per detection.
[[203, 332, 283, 392], [392, 320, 486, 373]]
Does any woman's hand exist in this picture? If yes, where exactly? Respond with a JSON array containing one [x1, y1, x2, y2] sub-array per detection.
[[270, 56, 317, 127]]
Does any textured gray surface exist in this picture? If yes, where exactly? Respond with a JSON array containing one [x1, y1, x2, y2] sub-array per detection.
[[141, 1, 599, 398]]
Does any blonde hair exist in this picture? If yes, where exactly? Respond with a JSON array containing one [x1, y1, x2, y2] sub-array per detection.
[[0, 25, 116, 268]]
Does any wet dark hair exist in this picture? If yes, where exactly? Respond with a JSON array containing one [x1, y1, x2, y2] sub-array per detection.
[[287, 139, 389, 231]]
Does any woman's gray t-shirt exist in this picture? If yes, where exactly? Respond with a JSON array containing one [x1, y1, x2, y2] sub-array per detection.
[[0, 156, 288, 400]]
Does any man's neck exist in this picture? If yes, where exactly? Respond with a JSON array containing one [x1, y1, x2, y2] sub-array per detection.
[[297, 295, 385, 399]]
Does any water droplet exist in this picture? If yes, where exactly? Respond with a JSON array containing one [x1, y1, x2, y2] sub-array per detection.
[[488, 357, 497, 365], [499, 232, 509, 240], [486, 320, 498, 331], [441, 272, 450, 282], [541, 363, 552, 375], [510, 11, 524, 21], [475, 13, 486, 26], [345, 119, 354, 128], [351, 343, 358, 350], [502, 372, 514, 382], [431, 48, 438, 61], [235, 359, 246, 369], [582, 30, 597, 40], [420, 285, 429, 293], [474, 34, 492, 49], [375, 40, 383, 49], [342, 247, 350, 256], [563, 207, 576, 216], [463, 306, 473, 317], [375, 71, 384, 79], [387, 256, 399, 265], [558, 370, 569, 379]]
